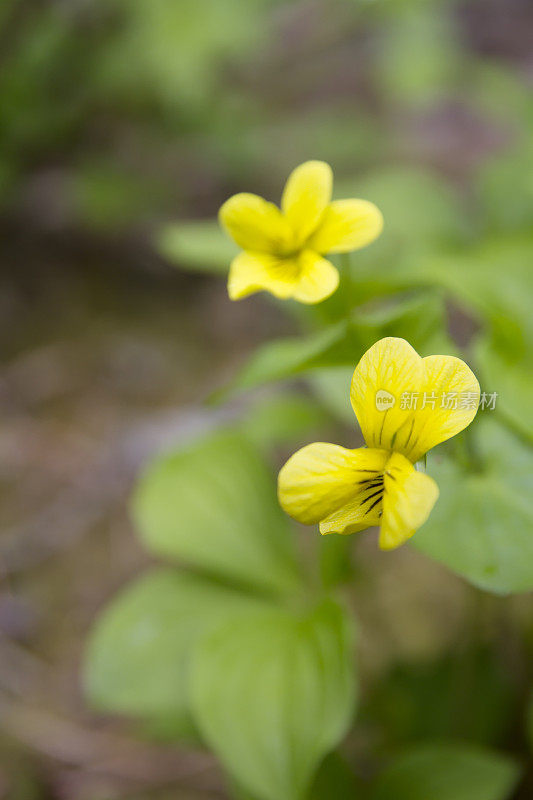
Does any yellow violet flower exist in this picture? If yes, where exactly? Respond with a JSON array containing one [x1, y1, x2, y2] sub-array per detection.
[[219, 160, 383, 304], [278, 337, 480, 550]]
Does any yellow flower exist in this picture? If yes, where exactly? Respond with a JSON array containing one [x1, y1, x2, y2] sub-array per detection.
[[219, 160, 383, 304], [278, 337, 480, 550]]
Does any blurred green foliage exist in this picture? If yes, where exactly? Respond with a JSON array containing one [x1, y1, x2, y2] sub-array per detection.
[[132, 431, 301, 597], [146, 0, 532, 787], [86, 430, 357, 800], [364, 647, 517, 749], [95, 0, 277, 110], [191, 600, 355, 800], [157, 220, 238, 274], [370, 743, 521, 800], [412, 418, 533, 592], [217, 292, 450, 398], [86, 567, 267, 741], [86, 420, 530, 799]]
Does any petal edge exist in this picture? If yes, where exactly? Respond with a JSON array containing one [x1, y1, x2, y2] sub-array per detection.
[[292, 250, 340, 304], [281, 161, 332, 244], [278, 443, 388, 525], [308, 198, 383, 254], [220, 193, 292, 253], [380, 453, 439, 550], [228, 251, 299, 301], [350, 337, 424, 451]]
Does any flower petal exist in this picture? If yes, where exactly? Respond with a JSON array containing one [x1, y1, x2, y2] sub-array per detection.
[[228, 251, 299, 300], [350, 337, 424, 451], [307, 199, 384, 254], [219, 193, 293, 253], [402, 355, 480, 464], [292, 250, 339, 304], [380, 452, 439, 550], [278, 443, 389, 525], [281, 161, 332, 244], [319, 488, 383, 535]]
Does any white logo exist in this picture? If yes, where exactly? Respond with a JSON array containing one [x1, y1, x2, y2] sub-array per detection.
[[375, 390, 395, 411]]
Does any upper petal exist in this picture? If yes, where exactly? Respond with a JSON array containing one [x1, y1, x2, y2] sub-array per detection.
[[379, 452, 439, 550], [401, 355, 480, 464], [292, 250, 339, 304], [228, 251, 300, 301], [219, 193, 293, 253], [278, 443, 389, 525], [350, 337, 424, 451], [307, 199, 384, 254], [281, 161, 332, 244]]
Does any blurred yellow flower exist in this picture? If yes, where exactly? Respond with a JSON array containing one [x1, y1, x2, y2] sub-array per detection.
[[278, 337, 480, 550], [219, 160, 383, 304]]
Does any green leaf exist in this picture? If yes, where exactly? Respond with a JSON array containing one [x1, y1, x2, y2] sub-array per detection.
[[190, 599, 357, 800], [156, 219, 237, 274], [132, 430, 301, 597], [219, 321, 351, 397], [474, 334, 532, 443], [356, 292, 449, 353], [412, 418, 533, 594], [371, 742, 521, 800], [220, 293, 448, 397], [84, 568, 268, 738]]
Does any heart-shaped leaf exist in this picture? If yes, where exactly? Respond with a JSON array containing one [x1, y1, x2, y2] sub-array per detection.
[[190, 599, 356, 800], [84, 568, 268, 738], [132, 431, 301, 597]]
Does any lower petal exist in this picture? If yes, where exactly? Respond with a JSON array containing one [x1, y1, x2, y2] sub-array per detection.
[[319, 491, 383, 535], [278, 443, 389, 525], [292, 250, 339, 304], [380, 452, 439, 550], [307, 199, 383, 254], [228, 251, 300, 301]]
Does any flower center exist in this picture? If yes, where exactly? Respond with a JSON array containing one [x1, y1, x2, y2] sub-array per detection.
[[357, 474, 385, 518]]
